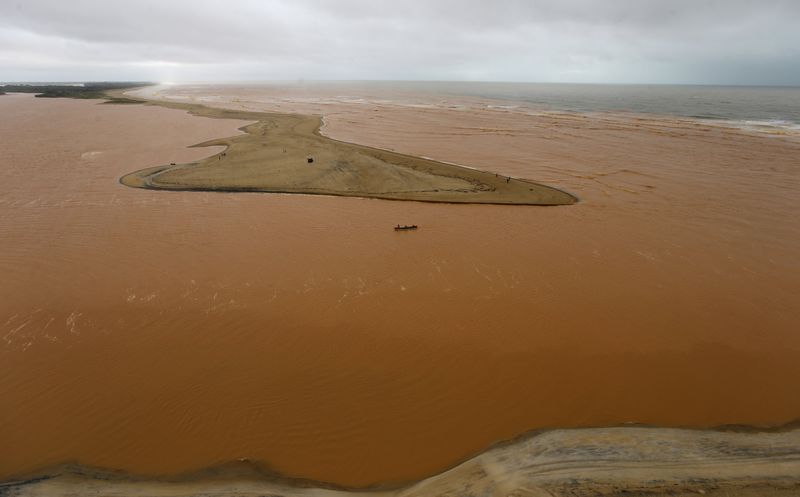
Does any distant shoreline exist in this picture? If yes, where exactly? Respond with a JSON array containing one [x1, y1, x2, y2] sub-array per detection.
[[0, 82, 148, 101]]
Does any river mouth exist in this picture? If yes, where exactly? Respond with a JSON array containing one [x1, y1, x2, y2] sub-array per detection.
[[2, 87, 800, 488]]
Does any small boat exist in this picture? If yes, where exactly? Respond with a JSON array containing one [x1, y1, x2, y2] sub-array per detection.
[[394, 224, 418, 231]]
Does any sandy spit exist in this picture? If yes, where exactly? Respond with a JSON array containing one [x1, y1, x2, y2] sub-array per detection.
[[115, 92, 576, 205]]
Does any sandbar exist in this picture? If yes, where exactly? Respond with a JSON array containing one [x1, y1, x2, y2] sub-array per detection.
[[117, 95, 576, 205]]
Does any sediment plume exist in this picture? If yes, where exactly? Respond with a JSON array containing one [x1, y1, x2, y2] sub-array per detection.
[[2, 88, 800, 488]]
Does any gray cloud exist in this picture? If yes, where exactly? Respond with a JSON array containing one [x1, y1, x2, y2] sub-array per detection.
[[1, 0, 798, 84]]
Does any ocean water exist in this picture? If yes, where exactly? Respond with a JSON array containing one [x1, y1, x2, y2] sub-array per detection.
[[445, 82, 800, 123], [241, 81, 800, 134]]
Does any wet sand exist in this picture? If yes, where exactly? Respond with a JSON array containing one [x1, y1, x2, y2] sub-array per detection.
[[119, 99, 575, 205], [6, 426, 800, 497], [2, 87, 800, 488]]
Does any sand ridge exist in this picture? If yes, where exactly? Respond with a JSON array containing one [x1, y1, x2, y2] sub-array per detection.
[[5, 426, 800, 497], [117, 94, 577, 205]]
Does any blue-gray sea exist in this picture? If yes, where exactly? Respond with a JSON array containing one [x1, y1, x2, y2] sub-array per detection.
[[292, 81, 800, 133]]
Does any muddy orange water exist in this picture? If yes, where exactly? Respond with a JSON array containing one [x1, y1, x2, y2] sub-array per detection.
[[2, 89, 800, 487]]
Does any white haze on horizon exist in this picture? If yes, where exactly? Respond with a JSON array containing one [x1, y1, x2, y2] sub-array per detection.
[[1, 0, 799, 86]]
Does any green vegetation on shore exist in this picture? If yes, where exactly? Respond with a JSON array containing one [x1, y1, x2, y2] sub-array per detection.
[[0, 82, 150, 102]]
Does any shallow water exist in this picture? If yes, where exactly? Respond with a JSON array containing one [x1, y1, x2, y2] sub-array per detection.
[[1, 89, 800, 487]]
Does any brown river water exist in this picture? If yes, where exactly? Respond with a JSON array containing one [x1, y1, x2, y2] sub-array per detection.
[[1, 88, 799, 487]]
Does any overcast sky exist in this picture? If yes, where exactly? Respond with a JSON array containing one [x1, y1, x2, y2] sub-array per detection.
[[1, 0, 799, 85]]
